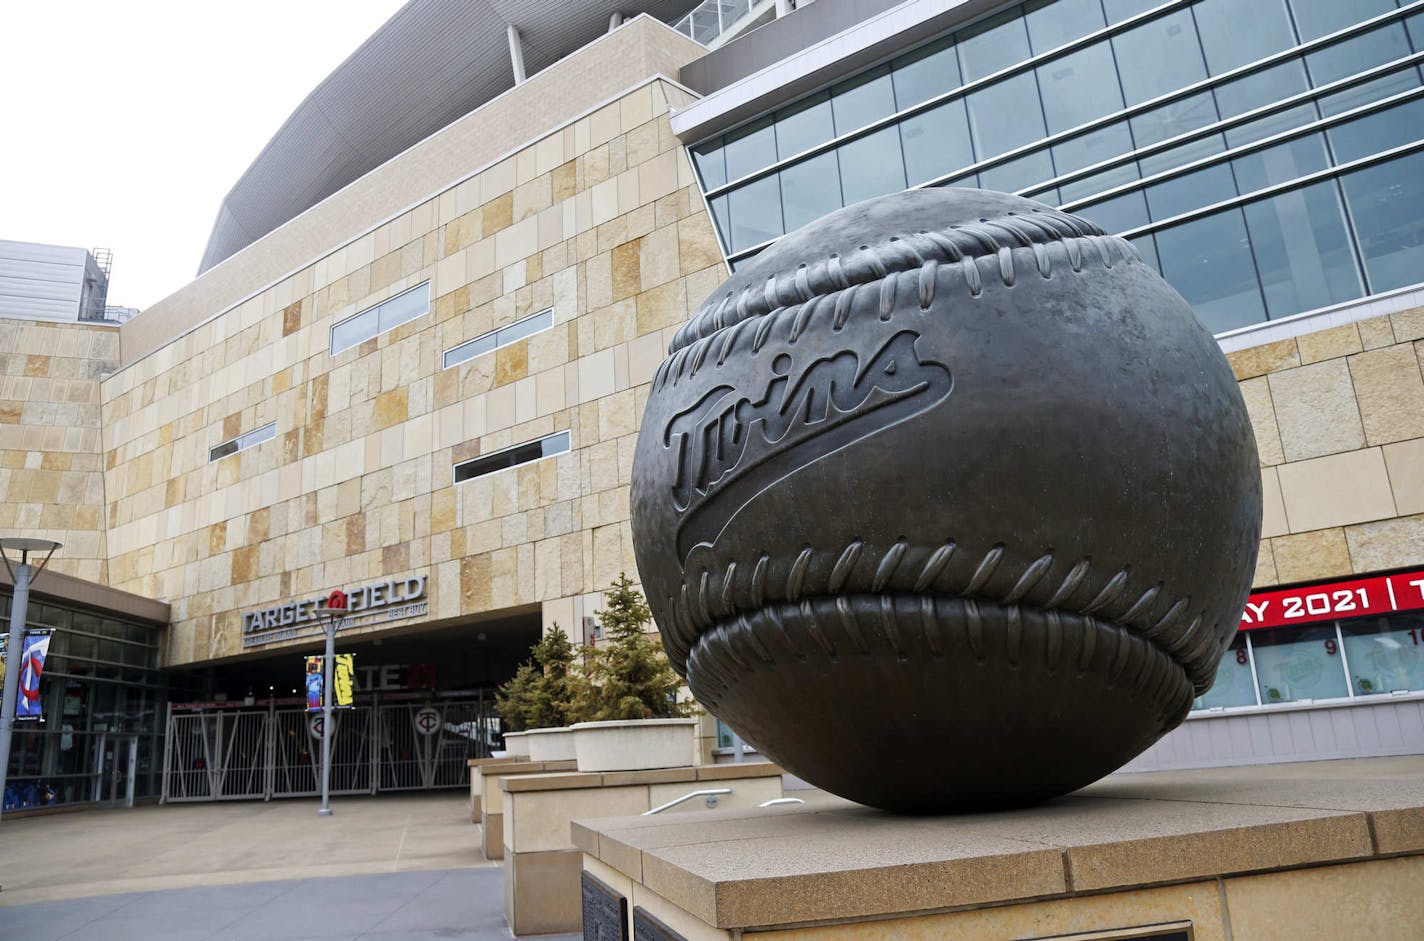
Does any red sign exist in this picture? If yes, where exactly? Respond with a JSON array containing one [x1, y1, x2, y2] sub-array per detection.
[[326, 590, 348, 610], [1240, 569, 1424, 630]]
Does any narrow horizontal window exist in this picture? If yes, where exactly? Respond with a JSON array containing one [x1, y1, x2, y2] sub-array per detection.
[[209, 422, 275, 462], [330, 282, 430, 355], [443, 309, 553, 369], [453, 430, 570, 484]]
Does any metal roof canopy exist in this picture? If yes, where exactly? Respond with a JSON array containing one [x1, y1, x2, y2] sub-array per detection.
[[198, 0, 703, 275]]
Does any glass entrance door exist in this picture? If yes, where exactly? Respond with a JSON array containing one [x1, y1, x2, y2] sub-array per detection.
[[93, 734, 137, 807]]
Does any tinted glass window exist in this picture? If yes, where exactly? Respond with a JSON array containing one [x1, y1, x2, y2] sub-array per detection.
[[692, 141, 726, 189], [728, 175, 784, 251], [980, 150, 1056, 193], [831, 67, 897, 135], [775, 93, 835, 160], [1024, 0, 1106, 52], [958, 8, 1032, 81], [900, 98, 975, 186], [1327, 96, 1424, 163], [453, 431, 570, 484], [330, 310, 375, 354], [724, 117, 777, 181], [1129, 232, 1162, 273], [1145, 162, 1237, 219], [1341, 149, 1424, 292], [1214, 61, 1313, 121], [837, 126, 908, 206], [377, 285, 427, 332], [1113, 10, 1210, 105], [1230, 133, 1329, 193], [1192, 0, 1296, 74], [1155, 209, 1267, 332], [1130, 92, 1220, 148], [1075, 189, 1150, 232], [892, 37, 961, 111], [1138, 132, 1225, 177], [1243, 181, 1363, 316], [1307, 24, 1415, 115], [966, 71, 1049, 157], [781, 152, 844, 231], [1289, 0, 1395, 41], [1038, 42, 1125, 133], [1101, 0, 1159, 24], [1058, 159, 1138, 202]]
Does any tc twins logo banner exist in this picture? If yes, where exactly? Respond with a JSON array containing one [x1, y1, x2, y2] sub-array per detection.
[[17, 631, 51, 721]]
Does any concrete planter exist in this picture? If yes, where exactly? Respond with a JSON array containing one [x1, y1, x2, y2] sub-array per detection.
[[525, 726, 576, 762], [571, 718, 698, 772], [502, 731, 532, 758]]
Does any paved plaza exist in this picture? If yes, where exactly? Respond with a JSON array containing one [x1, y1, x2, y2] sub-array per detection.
[[0, 792, 574, 940]]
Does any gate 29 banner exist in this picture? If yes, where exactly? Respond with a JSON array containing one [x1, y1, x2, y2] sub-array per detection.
[[305, 654, 356, 711], [17, 631, 52, 721]]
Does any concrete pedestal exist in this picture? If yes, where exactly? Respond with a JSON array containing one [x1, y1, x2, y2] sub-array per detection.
[[573, 756, 1424, 941], [503, 763, 784, 936], [468, 756, 526, 822], [473, 758, 578, 859]]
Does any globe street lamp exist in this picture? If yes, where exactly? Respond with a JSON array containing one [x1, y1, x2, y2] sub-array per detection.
[[0, 537, 62, 822]]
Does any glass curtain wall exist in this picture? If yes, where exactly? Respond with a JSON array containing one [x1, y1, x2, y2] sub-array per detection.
[[1, 593, 168, 809], [691, 0, 1424, 334]]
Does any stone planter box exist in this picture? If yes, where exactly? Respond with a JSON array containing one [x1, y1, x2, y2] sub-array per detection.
[[502, 731, 532, 758], [525, 726, 576, 762], [572, 718, 698, 772]]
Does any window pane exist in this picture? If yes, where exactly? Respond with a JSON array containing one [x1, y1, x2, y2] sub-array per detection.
[[1341, 615, 1424, 696], [775, 92, 835, 159], [781, 152, 844, 231], [1112, 10, 1209, 106], [1227, 103, 1320, 149], [1307, 24, 1415, 115], [444, 333, 496, 369], [1243, 181, 1363, 317], [1289, 0, 1395, 42], [967, 71, 1049, 158], [1328, 96, 1424, 163], [1192, 0, 1296, 75], [1130, 92, 1220, 149], [831, 67, 896, 136], [1074, 189, 1150, 232], [727, 176, 784, 251], [1251, 624, 1350, 704], [377, 285, 428, 332], [837, 126, 908, 206], [1215, 61, 1312, 120], [1155, 209, 1268, 332], [1145, 162, 1237, 219], [1231, 133, 1330, 192], [709, 195, 731, 249], [1341, 149, 1424, 292], [980, 150, 1055, 193], [1129, 232, 1162, 273], [541, 431, 571, 458], [692, 140, 727, 190], [1138, 131, 1226, 177], [900, 98, 975, 186], [1195, 635, 1258, 709], [1058, 159, 1139, 202], [1101, 0, 1158, 24], [892, 37, 961, 111], [724, 117, 777, 182], [496, 309, 553, 346], [331, 310, 375, 353], [1052, 124, 1137, 197], [958, 8, 1032, 82], [1038, 42, 1125, 134], [1024, 0, 1106, 52]]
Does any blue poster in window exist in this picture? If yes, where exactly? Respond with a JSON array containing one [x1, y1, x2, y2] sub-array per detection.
[[17, 631, 51, 721]]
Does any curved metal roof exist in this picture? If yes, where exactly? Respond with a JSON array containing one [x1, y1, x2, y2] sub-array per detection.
[[198, 0, 701, 274]]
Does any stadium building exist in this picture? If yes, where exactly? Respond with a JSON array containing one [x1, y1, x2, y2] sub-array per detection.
[[3, 0, 1424, 808]]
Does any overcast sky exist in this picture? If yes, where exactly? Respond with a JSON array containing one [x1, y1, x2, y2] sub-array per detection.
[[1, 1, 409, 311]]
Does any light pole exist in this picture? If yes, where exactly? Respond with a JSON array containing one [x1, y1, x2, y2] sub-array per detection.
[[318, 590, 347, 817], [0, 537, 61, 822]]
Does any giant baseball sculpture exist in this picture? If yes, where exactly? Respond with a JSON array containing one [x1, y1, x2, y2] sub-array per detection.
[[630, 188, 1262, 813]]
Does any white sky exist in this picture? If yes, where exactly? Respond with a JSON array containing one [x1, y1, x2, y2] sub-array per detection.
[[1, 1, 409, 311]]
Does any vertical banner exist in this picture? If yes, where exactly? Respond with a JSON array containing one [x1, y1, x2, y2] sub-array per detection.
[[334, 654, 355, 708], [0, 634, 7, 690], [17, 631, 51, 721], [305, 656, 324, 712]]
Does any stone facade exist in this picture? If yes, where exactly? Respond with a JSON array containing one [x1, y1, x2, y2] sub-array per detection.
[[98, 76, 723, 668], [0, 319, 116, 582], [1225, 307, 1424, 589]]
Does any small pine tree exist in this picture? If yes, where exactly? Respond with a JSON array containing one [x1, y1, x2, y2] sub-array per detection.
[[497, 623, 578, 731], [573, 573, 694, 722]]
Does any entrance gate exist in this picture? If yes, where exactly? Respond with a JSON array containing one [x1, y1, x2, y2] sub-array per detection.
[[160, 695, 497, 803]]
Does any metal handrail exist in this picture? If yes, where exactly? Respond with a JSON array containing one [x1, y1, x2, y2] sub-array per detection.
[[758, 797, 804, 807], [643, 787, 732, 815]]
